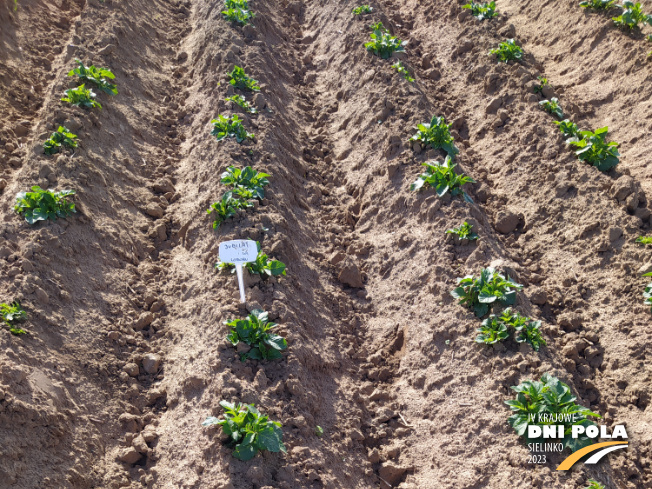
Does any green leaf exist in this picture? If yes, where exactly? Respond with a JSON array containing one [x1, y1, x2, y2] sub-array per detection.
[[233, 441, 258, 461]]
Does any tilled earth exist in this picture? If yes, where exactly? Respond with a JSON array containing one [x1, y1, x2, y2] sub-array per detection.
[[0, 0, 651, 488]]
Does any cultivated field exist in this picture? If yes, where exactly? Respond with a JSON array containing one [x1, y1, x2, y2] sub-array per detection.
[[0, 0, 651, 488]]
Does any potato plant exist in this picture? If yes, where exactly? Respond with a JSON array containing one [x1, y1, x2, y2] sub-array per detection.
[[410, 156, 475, 203], [365, 22, 406, 59], [489, 39, 523, 63], [613, 1, 652, 29], [642, 272, 652, 310], [44, 126, 78, 155], [352, 5, 373, 14], [500, 308, 546, 351], [217, 242, 286, 278], [410, 115, 459, 156], [62, 85, 101, 109], [225, 94, 257, 114], [222, 0, 254, 25], [568, 127, 620, 171], [225, 309, 287, 361], [229, 66, 260, 92], [391, 61, 414, 82], [15, 187, 76, 225], [446, 221, 479, 241], [203, 401, 286, 460], [554, 119, 580, 139], [68, 59, 118, 95], [505, 373, 601, 451], [532, 76, 548, 94], [636, 236, 652, 245], [585, 480, 605, 489], [210, 114, 254, 143], [540, 98, 564, 119], [221, 165, 270, 200], [451, 267, 523, 317], [579, 0, 616, 8], [1, 301, 27, 335], [475, 316, 509, 344], [462, 1, 498, 20], [207, 191, 252, 229]]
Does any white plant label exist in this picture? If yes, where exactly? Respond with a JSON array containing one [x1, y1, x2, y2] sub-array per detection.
[[219, 240, 258, 303]]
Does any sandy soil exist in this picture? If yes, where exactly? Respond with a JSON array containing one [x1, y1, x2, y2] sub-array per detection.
[[0, 0, 651, 488]]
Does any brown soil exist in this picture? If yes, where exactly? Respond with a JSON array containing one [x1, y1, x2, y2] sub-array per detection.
[[0, 0, 651, 488]]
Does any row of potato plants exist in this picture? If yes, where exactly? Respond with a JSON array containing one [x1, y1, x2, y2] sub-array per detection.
[[202, 44, 288, 458], [352, 3, 619, 480], [2, 59, 120, 335]]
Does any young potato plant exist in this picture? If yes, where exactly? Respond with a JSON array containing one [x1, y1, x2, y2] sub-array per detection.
[[636, 236, 652, 245], [613, 1, 652, 29], [365, 22, 406, 59], [539, 98, 564, 119], [221, 165, 270, 200], [352, 4, 373, 14], [217, 242, 286, 279], [44, 126, 78, 155], [489, 39, 523, 63], [61, 84, 101, 109], [226, 309, 287, 361], [585, 480, 605, 489], [499, 308, 547, 351], [15, 187, 76, 225], [1, 301, 27, 335], [210, 114, 254, 143], [410, 115, 459, 156], [580, 0, 616, 8], [532, 76, 548, 94], [410, 156, 475, 203], [554, 119, 580, 139], [475, 316, 509, 345], [642, 271, 652, 310], [226, 94, 257, 114], [462, 1, 498, 20], [446, 221, 479, 241], [203, 401, 286, 461], [451, 267, 523, 317], [391, 61, 414, 82], [207, 191, 252, 229], [568, 127, 620, 171], [505, 373, 601, 452], [222, 0, 254, 25], [68, 59, 118, 95], [229, 66, 260, 92]]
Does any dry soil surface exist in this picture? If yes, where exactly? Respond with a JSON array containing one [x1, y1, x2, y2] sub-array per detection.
[[0, 0, 651, 488]]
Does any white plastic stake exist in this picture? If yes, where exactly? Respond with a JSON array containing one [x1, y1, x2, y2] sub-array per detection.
[[219, 239, 258, 303], [235, 264, 246, 303]]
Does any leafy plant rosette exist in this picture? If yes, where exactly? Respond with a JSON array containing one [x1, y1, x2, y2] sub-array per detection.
[[68, 58, 118, 95], [14, 187, 76, 225], [202, 401, 286, 461], [217, 241, 286, 279], [223, 0, 255, 25], [613, 1, 652, 29], [505, 373, 601, 452], [539, 97, 564, 119], [1, 301, 27, 335], [584, 480, 605, 489], [226, 309, 287, 361], [207, 191, 252, 229], [446, 221, 479, 241], [451, 267, 523, 317], [365, 22, 406, 59], [409, 115, 459, 156], [579, 0, 616, 8], [210, 114, 254, 143], [642, 271, 652, 310], [489, 39, 523, 63], [44, 126, 78, 155], [61, 84, 102, 109], [229, 65, 260, 92], [567, 127, 620, 171], [220, 165, 270, 200], [410, 156, 475, 203], [462, 1, 498, 20], [475, 315, 509, 345]]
